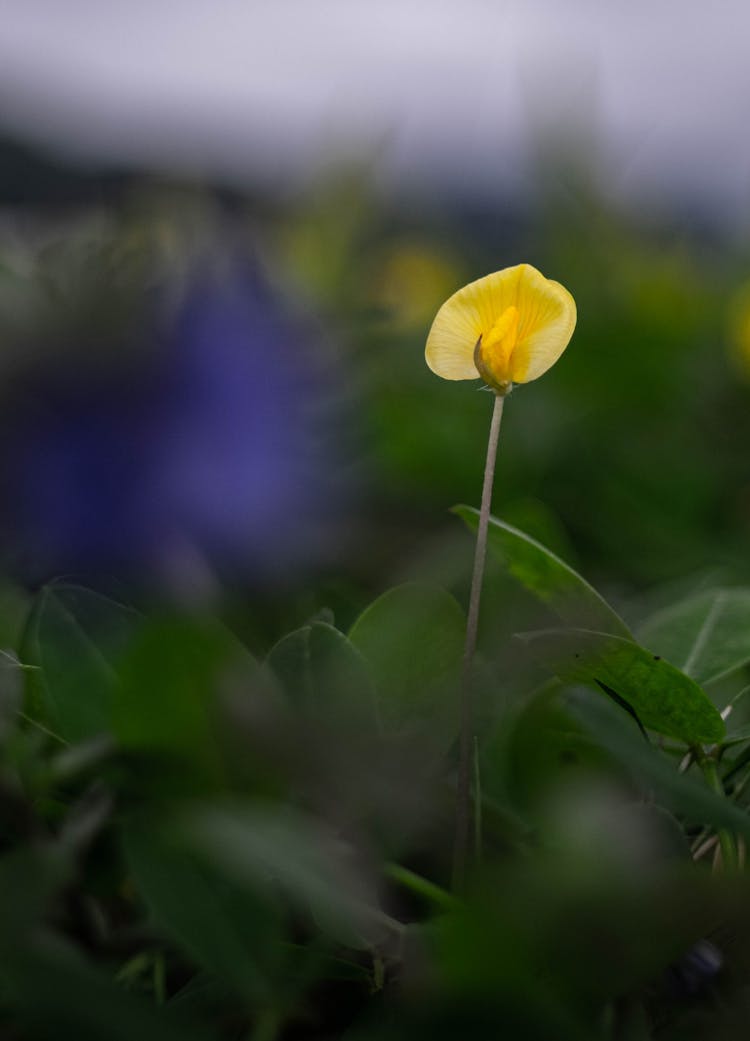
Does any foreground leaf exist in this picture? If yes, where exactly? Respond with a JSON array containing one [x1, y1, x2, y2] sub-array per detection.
[[520, 628, 725, 744], [455, 506, 630, 637], [0, 843, 211, 1041], [124, 823, 284, 1001], [567, 688, 750, 838], [183, 803, 388, 949]]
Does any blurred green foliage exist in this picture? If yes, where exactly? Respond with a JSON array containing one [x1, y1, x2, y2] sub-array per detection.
[[2, 154, 750, 1039]]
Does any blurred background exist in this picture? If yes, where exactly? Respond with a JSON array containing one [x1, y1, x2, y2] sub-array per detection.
[[4, 6, 750, 1039], [1, 0, 750, 632]]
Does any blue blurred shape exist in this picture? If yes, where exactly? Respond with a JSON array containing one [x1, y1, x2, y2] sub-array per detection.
[[0, 260, 342, 593]]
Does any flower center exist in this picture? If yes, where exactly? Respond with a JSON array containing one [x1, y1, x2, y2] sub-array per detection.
[[474, 305, 519, 391]]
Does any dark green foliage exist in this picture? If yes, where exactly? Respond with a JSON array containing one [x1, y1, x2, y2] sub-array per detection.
[[349, 582, 465, 738], [21, 583, 139, 743], [3, 180, 750, 1040], [455, 506, 631, 637], [637, 589, 750, 686], [267, 621, 378, 728], [4, 509, 750, 1039], [520, 628, 724, 743]]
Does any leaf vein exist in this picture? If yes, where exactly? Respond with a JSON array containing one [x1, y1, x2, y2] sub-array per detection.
[[683, 592, 726, 677]]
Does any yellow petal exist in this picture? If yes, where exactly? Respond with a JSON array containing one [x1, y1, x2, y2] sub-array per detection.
[[509, 272, 577, 383], [425, 263, 576, 387], [424, 265, 523, 380]]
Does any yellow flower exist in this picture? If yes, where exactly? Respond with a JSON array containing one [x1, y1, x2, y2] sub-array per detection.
[[728, 279, 750, 381], [425, 263, 577, 394]]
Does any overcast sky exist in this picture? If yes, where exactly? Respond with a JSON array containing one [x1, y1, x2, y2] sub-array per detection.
[[0, 0, 749, 223]]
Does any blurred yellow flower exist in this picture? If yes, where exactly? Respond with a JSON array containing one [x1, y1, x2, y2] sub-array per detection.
[[373, 241, 463, 327], [425, 263, 576, 394], [728, 280, 750, 380]]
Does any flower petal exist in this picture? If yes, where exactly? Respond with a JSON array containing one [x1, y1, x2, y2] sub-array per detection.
[[425, 264, 575, 385], [425, 265, 526, 380], [509, 271, 577, 383]]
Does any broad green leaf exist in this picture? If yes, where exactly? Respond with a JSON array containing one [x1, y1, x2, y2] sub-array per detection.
[[0, 843, 212, 1041], [520, 628, 725, 744], [0, 649, 23, 744], [567, 688, 750, 839], [266, 621, 377, 727], [721, 724, 750, 746], [112, 617, 252, 765], [637, 588, 750, 685], [348, 582, 464, 737], [123, 823, 283, 1001], [720, 685, 750, 745], [0, 844, 73, 937], [454, 506, 631, 637], [21, 583, 139, 742], [5, 939, 214, 1041], [183, 803, 387, 949]]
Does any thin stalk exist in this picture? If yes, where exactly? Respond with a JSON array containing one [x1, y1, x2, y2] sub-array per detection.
[[731, 763, 750, 802], [699, 752, 737, 872], [251, 1009, 280, 1041], [152, 950, 166, 1005], [453, 391, 505, 890], [692, 833, 719, 862], [384, 862, 459, 912], [473, 735, 483, 863]]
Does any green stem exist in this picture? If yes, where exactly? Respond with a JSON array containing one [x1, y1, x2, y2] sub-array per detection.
[[473, 735, 482, 863], [251, 1009, 280, 1041], [152, 950, 166, 1005], [384, 862, 458, 911], [453, 391, 505, 890], [699, 752, 737, 871]]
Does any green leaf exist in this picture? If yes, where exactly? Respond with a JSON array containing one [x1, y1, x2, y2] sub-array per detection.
[[454, 506, 631, 637], [519, 628, 725, 744], [348, 582, 464, 737], [0, 843, 212, 1041], [637, 588, 750, 685], [722, 724, 750, 746], [21, 583, 139, 743], [0, 649, 23, 744], [716, 686, 750, 745], [112, 616, 252, 762], [183, 803, 389, 949], [4, 941, 214, 1041], [123, 822, 284, 1001], [0, 844, 73, 938], [567, 688, 750, 839], [266, 621, 377, 727]]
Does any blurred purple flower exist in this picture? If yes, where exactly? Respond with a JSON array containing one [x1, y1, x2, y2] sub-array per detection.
[[0, 261, 344, 593]]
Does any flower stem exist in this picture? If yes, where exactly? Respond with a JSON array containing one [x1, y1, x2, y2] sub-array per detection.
[[453, 391, 505, 890], [698, 751, 737, 872]]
